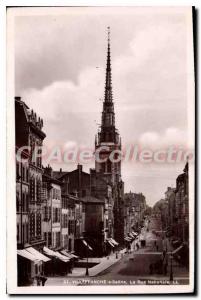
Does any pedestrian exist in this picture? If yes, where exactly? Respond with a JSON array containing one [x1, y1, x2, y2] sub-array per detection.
[[149, 263, 153, 275], [164, 263, 168, 275], [156, 244, 159, 252], [36, 276, 41, 286], [41, 276, 47, 286]]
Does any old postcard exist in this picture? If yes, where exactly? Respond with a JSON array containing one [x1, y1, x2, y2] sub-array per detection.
[[7, 6, 195, 294]]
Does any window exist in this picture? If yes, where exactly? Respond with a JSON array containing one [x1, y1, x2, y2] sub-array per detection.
[[44, 206, 48, 221], [82, 190, 86, 197], [53, 208, 60, 223], [37, 147, 42, 168], [56, 232, 60, 247], [44, 232, 47, 245], [62, 214, 68, 228], [17, 224, 19, 242], [22, 224, 25, 244], [16, 193, 20, 212], [68, 220, 74, 235], [26, 168, 29, 182], [36, 213, 41, 236], [48, 232, 52, 247], [22, 193, 25, 212], [53, 188, 61, 200], [69, 238, 72, 251], [21, 166, 24, 181], [36, 180, 41, 203], [26, 223, 29, 242], [16, 163, 20, 179], [30, 213, 35, 238], [82, 204, 86, 213], [26, 193, 29, 212], [53, 208, 56, 223], [101, 162, 106, 173], [30, 177, 35, 202]]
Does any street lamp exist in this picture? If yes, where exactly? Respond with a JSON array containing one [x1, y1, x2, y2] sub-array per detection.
[[17, 168, 23, 248], [86, 245, 89, 276], [169, 251, 173, 282], [81, 233, 89, 276]]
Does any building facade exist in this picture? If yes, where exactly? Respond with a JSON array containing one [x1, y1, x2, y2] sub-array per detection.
[[124, 192, 147, 236], [15, 96, 46, 285], [42, 166, 62, 250]]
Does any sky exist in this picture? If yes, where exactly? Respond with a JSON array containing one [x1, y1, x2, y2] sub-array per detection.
[[14, 7, 194, 206]]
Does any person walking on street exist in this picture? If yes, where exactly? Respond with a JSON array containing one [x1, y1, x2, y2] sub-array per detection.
[[36, 276, 41, 286], [154, 240, 157, 249], [41, 276, 47, 286], [149, 263, 153, 275]]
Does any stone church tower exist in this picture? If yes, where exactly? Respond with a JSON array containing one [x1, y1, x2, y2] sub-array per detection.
[[95, 28, 124, 244]]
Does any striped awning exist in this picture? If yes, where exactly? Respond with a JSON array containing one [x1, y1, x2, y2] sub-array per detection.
[[110, 238, 119, 246], [61, 250, 73, 259], [55, 251, 70, 262], [26, 247, 50, 262], [43, 246, 70, 262], [172, 245, 184, 255], [124, 237, 132, 242], [17, 249, 39, 263], [82, 240, 93, 251], [43, 246, 55, 257], [107, 239, 115, 248]]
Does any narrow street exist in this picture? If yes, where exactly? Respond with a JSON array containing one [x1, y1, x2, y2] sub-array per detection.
[[46, 217, 189, 286]]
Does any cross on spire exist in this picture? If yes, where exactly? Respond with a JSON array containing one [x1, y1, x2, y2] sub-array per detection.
[[107, 26, 110, 44], [105, 26, 112, 103]]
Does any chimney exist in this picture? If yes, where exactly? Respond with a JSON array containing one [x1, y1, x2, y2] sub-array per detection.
[[15, 96, 21, 101], [77, 164, 82, 172], [44, 164, 53, 177]]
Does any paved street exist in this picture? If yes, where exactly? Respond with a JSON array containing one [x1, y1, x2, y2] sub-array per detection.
[[46, 217, 189, 286]]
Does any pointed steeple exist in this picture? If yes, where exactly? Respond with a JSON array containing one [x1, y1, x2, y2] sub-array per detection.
[[99, 27, 118, 144], [105, 26, 113, 103]]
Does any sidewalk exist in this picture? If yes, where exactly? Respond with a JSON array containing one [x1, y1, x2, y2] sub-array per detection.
[[68, 251, 126, 277]]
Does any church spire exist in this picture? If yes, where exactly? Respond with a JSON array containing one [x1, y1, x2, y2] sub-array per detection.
[[99, 27, 119, 144], [104, 26, 113, 103]]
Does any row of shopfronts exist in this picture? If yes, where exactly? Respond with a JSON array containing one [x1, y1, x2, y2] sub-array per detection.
[[153, 162, 190, 268], [17, 235, 121, 286], [17, 245, 79, 286]]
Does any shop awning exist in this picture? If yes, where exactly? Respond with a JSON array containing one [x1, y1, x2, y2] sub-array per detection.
[[17, 249, 39, 263], [43, 246, 55, 257], [43, 247, 69, 262], [26, 247, 50, 262], [124, 237, 132, 242], [172, 245, 184, 255], [82, 240, 93, 251], [70, 253, 79, 259], [110, 238, 119, 246], [60, 250, 73, 259], [55, 251, 70, 262], [61, 250, 79, 259], [107, 240, 115, 247]]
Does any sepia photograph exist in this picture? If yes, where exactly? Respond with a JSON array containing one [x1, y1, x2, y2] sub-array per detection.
[[6, 5, 195, 294]]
